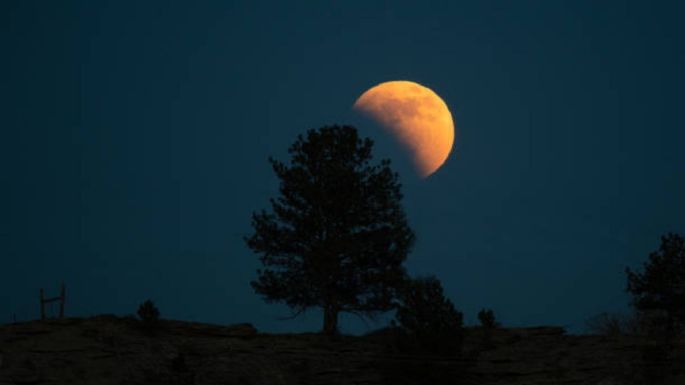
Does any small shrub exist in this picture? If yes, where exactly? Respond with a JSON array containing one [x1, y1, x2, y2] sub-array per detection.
[[478, 308, 498, 329], [585, 311, 665, 337], [394, 276, 464, 356], [476, 308, 499, 350], [137, 300, 160, 334], [585, 312, 624, 337]]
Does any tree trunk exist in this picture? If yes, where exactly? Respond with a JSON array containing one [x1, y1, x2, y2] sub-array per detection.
[[322, 305, 339, 335]]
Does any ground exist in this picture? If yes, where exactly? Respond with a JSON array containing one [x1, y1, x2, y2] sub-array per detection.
[[0, 316, 683, 385]]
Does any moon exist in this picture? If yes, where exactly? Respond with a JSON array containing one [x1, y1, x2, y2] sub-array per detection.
[[353, 80, 455, 178]]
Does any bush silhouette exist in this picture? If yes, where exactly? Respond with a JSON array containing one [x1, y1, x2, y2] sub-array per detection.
[[137, 299, 160, 334], [478, 308, 498, 329], [394, 276, 463, 356], [585, 312, 624, 337], [476, 308, 499, 350]]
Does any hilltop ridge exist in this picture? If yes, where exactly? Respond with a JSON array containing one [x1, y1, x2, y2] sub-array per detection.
[[0, 316, 683, 385]]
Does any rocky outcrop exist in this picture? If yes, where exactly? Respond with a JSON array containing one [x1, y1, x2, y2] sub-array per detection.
[[0, 317, 682, 385]]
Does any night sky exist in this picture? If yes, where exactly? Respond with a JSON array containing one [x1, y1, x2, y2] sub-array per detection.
[[2, 1, 684, 334]]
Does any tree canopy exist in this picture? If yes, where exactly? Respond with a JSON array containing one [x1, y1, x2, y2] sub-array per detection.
[[246, 125, 415, 334], [626, 232, 685, 336]]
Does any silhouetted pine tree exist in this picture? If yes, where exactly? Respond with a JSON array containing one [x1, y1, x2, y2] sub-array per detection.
[[246, 125, 415, 334]]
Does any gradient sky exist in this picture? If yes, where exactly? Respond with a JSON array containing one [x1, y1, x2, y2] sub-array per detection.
[[2, 1, 684, 333]]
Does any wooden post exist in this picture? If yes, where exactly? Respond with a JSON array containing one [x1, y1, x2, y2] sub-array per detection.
[[59, 282, 65, 319], [40, 288, 45, 320], [39, 283, 66, 320]]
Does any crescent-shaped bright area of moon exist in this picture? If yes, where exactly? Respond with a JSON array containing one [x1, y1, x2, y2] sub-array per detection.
[[353, 80, 455, 178]]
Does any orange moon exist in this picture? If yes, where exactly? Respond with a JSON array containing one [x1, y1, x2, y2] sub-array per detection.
[[353, 80, 455, 178]]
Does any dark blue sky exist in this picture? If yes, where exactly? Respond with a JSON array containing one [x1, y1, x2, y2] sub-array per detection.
[[2, 1, 684, 333]]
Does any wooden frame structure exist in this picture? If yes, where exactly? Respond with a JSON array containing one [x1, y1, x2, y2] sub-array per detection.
[[40, 282, 65, 320]]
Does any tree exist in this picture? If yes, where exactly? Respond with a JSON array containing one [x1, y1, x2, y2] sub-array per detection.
[[626, 233, 685, 336], [137, 299, 161, 334], [246, 125, 415, 334], [394, 276, 464, 355], [477, 308, 498, 329]]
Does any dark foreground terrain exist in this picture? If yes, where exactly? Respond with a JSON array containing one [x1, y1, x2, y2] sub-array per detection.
[[0, 316, 683, 385]]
